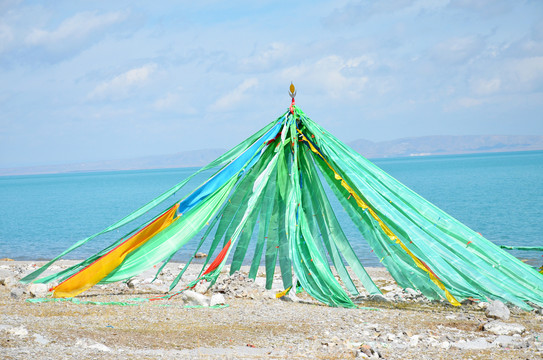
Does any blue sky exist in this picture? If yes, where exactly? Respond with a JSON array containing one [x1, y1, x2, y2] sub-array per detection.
[[1, 0, 542, 167]]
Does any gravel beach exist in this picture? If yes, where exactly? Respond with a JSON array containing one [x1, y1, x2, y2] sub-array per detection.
[[1, 259, 542, 359]]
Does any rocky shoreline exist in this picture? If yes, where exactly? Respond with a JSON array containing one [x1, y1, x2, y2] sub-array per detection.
[[1, 259, 542, 359]]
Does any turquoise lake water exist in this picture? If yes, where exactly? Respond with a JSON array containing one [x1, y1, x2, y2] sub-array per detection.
[[0, 150, 541, 268]]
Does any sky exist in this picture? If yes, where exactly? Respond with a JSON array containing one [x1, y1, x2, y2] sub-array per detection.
[[1, 0, 542, 168]]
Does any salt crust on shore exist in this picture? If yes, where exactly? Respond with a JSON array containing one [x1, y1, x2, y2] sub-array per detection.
[[1, 260, 542, 359]]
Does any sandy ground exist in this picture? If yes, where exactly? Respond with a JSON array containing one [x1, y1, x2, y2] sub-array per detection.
[[1, 259, 542, 359]]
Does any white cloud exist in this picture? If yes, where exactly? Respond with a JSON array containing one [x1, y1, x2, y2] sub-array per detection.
[[0, 0, 21, 14], [470, 77, 501, 95], [469, 56, 543, 97], [88, 63, 157, 100], [457, 97, 484, 108], [154, 92, 180, 110], [25, 11, 126, 47], [508, 57, 543, 89], [2, 1, 543, 168], [239, 42, 288, 72], [448, 0, 512, 15], [0, 23, 13, 53], [323, 0, 419, 27], [448, 56, 543, 111], [153, 91, 197, 115], [209, 78, 258, 112], [281, 55, 371, 99], [431, 35, 485, 64]]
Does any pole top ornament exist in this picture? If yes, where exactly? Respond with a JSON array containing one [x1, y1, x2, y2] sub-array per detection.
[[289, 82, 296, 113], [289, 82, 296, 99]]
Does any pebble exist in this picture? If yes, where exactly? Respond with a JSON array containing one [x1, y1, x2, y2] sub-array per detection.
[[10, 287, 24, 299], [493, 335, 517, 347], [181, 290, 210, 307], [1, 261, 542, 359], [404, 288, 419, 296], [192, 280, 210, 294], [2, 276, 17, 289], [408, 335, 420, 347], [485, 300, 510, 320], [126, 278, 139, 289], [76, 338, 112, 352], [483, 320, 525, 336], [28, 283, 48, 298], [0, 269, 12, 284], [210, 293, 226, 307], [211, 271, 261, 299], [368, 294, 388, 303], [7, 326, 28, 338], [358, 344, 381, 358], [33, 333, 50, 345], [477, 301, 489, 309], [453, 337, 494, 350], [381, 285, 396, 292]]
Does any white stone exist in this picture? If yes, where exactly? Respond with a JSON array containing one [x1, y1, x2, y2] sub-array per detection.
[[368, 294, 388, 302], [484, 321, 525, 336], [10, 287, 24, 299], [88, 343, 112, 352], [405, 288, 419, 296], [453, 338, 494, 350], [210, 293, 226, 307], [254, 277, 266, 288], [493, 335, 516, 347], [0, 269, 12, 284], [440, 341, 451, 349], [126, 278, 140, 289], [33, 333, 50, 345], [2, 276, 18, 289], [408, 335, 420, 347], [356, 351, 370, 358], [193, 281, 209, 294], [7, 326, 28, 338], [76, 338, 111, 352], [485, 300, 510, 320], [182, 290, 210, 307], [28, 283, 49, 298]]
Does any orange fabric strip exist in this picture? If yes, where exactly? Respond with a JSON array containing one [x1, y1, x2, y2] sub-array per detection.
[[52, 204, 180, 298]]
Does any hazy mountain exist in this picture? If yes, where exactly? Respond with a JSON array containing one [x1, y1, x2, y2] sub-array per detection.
[[2, 135, 542, 176], [0, 149, 226, 176], [348, 135, 543, 158]]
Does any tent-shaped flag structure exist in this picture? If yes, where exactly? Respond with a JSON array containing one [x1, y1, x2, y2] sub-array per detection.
[[22, 87, 543, 310]]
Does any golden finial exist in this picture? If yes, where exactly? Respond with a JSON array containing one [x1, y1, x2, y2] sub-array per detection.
[[289, 82, 296, 99]]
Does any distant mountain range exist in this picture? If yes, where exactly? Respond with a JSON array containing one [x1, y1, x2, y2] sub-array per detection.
[[348, 135, 543, 159], [0, 149, 226, 176], [2, 135, 542, 176]]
